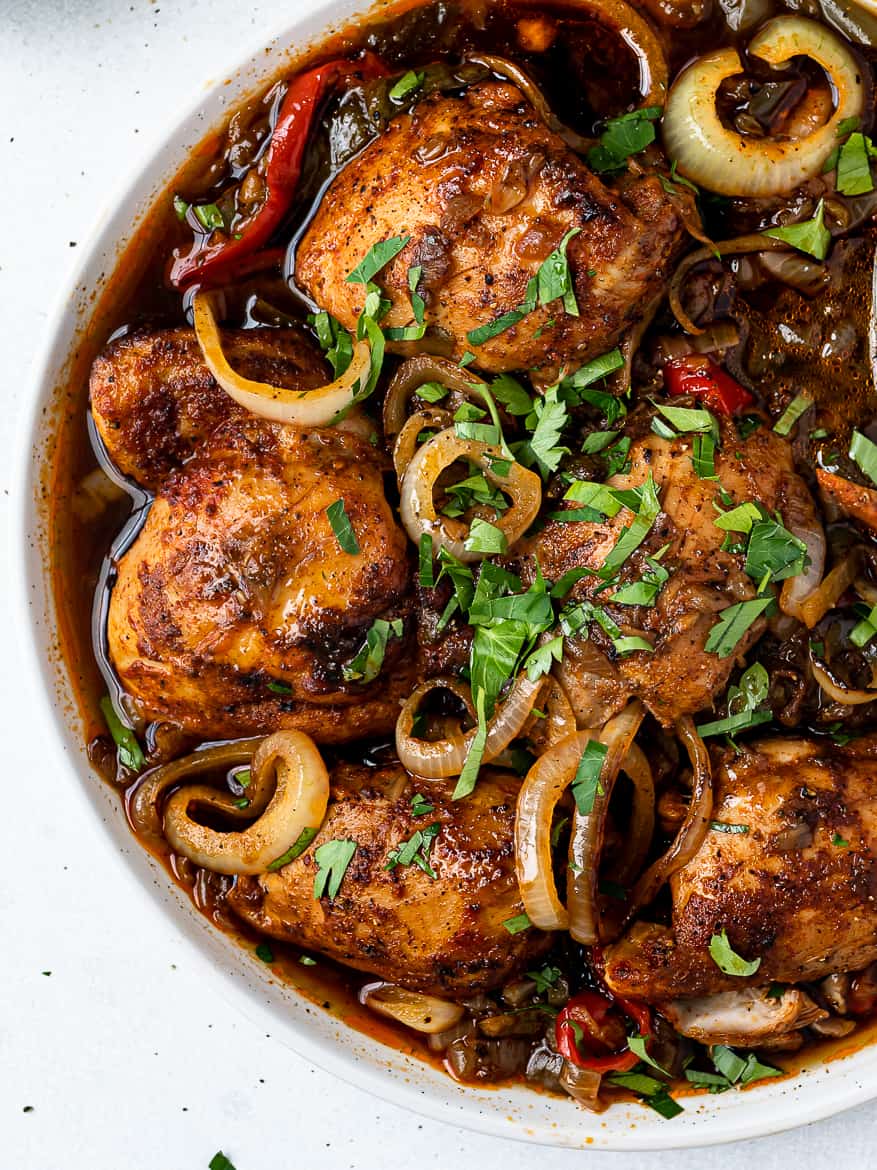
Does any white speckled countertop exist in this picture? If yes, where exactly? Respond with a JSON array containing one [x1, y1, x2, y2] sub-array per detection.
[[3, 1, 877, 1165]]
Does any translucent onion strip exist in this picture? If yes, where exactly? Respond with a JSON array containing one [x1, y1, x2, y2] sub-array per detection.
[[359, 982, 465, 1034], [396, 675, 543, 778], [606, 743, 655, 889], [779, 512, 827, 626], [393, 407, 453, 482], [622, 717, 712, 927], [193, 291, 371, 425], [567, 701, 645, 945], [663, 15, 865, 196], [810, 653, 877, 705], [400, 427, 541, 562], [162, 730, 330, 875]]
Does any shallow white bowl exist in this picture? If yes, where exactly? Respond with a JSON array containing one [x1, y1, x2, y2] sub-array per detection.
[[16, 0, 877, 1148]]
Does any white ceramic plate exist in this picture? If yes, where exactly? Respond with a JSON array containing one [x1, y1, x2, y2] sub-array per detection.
[[16, 0, 877, 1148]]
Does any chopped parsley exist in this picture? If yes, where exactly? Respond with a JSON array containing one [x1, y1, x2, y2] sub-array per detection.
[[388, 69, 425, 101], [744, 517, 808, 585], [527, 965, 562, 993], [773, 393, 813, 437], [502, 912, 532, 935], [326, 498, 360, 554], [418, 533, 435, 588], [99, 696, 145, 772], [763, 198, 831, 261], [610, 547, 669, 607], [705, 596, 773, 658], [605, 1071, 683, 1119], [691, 432, 718, 479], [464, 517, 508, 555], [835, 131, 877, 196], [209, 1153, 239, 1170], [193, 202, 224, 231], [313, 839, 357, 901], [385, 821, 441, 876], [709, 820, 750, 834], [587, 106, 662, 173], [708, 928, 761, 977], [697, 661, 771, 738], [310, 309, 354, 377], [343, 618, 404, 684], [599, 473, 661, 580], [687, 1046, 783, 1093], [345, 234, 410, 285], [410, 792, 435, 817], [850, 429, 877, 487], [266, 827, 319, 872], [570, 739, 608, 815], [173, 194, 189, 220], [851, 602, 877, 648]]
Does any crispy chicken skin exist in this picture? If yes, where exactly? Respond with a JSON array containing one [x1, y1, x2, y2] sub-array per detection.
[[227, 763, 547, 995], [90, 326, 329, 490], [108, 420, 412, 741], [531, 416, 822, 726], [296, 82, 684, 379], [604, 736, 877, 1001]]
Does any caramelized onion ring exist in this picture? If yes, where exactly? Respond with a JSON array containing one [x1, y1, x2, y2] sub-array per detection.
[[791, 550, 859, 628], [396, 675, 544, 778], [663, 16, 865, 196], [810, 652, 877, 705], [193, 291, 371, 425], [607, 743, 655, 889], [383, 356, 488, 437], [393, 408, 453, 482], [128, 738, 265, 846], [162, 731, 330, 875], [779, 513, 827, 626], [400, 428, 541, 562], [668, 234, 791, 335], [359, 982, 465, 1033], [622, 716, 712, 925]]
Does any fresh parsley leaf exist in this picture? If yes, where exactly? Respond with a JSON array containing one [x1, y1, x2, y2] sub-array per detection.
[[518, 385, 570, 476], [605, 1071, 683, 1119], [313, 839, 357, 901], [599, 473, 661, 579], [209, 1152, 239, 1170], [764, 198, 831, 261], [194, 202, 224, 231], [173, 194, 190, 221], [385, 821, 441, 877], [345, 234, 410, 285], [628, 1034, 671, 1075], [692, 432, 718, 479], [466, 307, 529, 346], [418, 533, 435, 588], [836, 131, 876, 196], [266, 826, 318, 872], [527, 965, 562, 993], [773, 393, 813, 437], [850, 429, 877, 487], [563, 479, 623, 517], [342, 617, 404, 683], [453, 687, 489, 801], [535, 227, 581, 316], [267, 679, 292, 695], [99, 696, 145, 772], [697, 662, 771, 737], [582, 429, 620, 455], [389, 69, 425, 101], [416, 380, 448, 403], [832, 832, 850, 848], [410, 793, 435, 817], [713, 501, 762, 533], [587, 105, 662, 173], [326, 498, 360, 554], [850, 602, 877, 648], [708, 928, 761, 977], [610, 549, 669, 607], [502, 912, 532, 935], [571, 739, 608, 815], [602, 435, 632, 477], [654, 402, 717, 434], [464, 517, 508, 554], [709, 820, 750, 834], [705, 596, 773, 658], [524, 635, 564, 681], [310, 310, 354, 377], [491, 374, 534, 416], [745, 518, 808, 584]]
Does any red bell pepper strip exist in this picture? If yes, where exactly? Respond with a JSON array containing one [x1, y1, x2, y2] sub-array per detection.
[[170, 52, 387, 290], [663, 355, 754, 417], [555, 990, 653, 1073]]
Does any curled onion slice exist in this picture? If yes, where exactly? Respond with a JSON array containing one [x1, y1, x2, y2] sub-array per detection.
[[622, 716, 712, 926], [810, 652, 877, 705], [383, 355, 488, 438], [567, 701, 645, 944], [162, 730, 330, 875], [396, 674, 543, 778], [193, 291, 371, 425], [663, 15, 864, 196], [359, 982, 465, 1034], [128, 737, 265, 846], [393, 407, 453, 482], [792, 550, 859, 629], [668, 234, 791, 335], [400, 427, 541, 562], [606, 743, 655, 890]]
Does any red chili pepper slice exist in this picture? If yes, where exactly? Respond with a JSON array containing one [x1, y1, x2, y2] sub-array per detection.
[[663, 355, 754, 417], [170, 52, 387, 290], [555, 990, 652, 1073]]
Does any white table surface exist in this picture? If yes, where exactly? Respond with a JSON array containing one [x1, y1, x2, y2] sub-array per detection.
[[3, 1, 877, 1166]]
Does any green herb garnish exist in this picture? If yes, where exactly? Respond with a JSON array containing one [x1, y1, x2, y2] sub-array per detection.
[[99, 696, 145, 772], [342, 617, 404, 684], [266, 827, 319, 872], [708, 928, 761, 977], [326, 498, 360, 554], [313, 839, 357, 901], [763, 198, 831, 261]]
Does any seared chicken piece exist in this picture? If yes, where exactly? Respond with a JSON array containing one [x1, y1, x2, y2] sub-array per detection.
[[296, 82, 684, 380], [108, 420, 411, 741], [604, 736, 877, 1001], [227, 762, 546, 995], [531, 415, 821, 726], [661, 986, 826, 1047], [90, 326, 329, 490]]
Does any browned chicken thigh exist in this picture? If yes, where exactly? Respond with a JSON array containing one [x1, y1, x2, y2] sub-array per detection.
[[603, 735, 877, 1002], [227, 763, 547, 994], [90, 326, 329, 490], [531, 416, 822, 726], [296, 82, 684, 379], [108, 420, 412, 741]]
